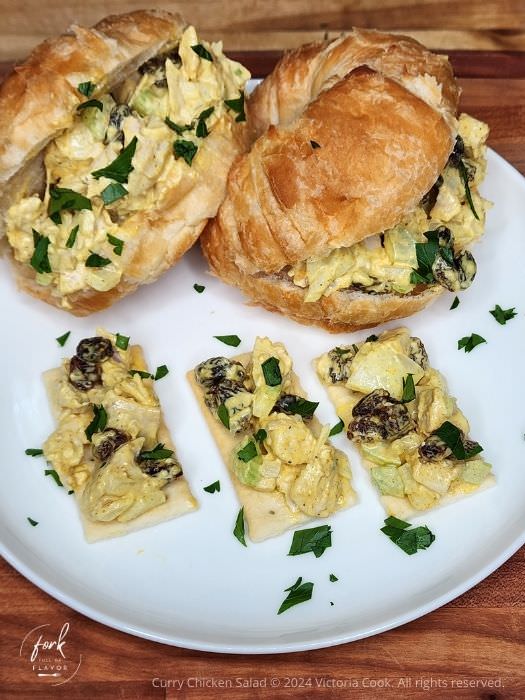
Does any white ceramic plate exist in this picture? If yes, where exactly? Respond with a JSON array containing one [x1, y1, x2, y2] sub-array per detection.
[[1, 147, 524, 654]]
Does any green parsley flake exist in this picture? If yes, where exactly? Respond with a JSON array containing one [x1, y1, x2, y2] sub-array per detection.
[[217, 403, 230, 429], [310, 140, 321, 149], [77, 99, 103, 112], [191, 44, 213, 61], [101, 182, 128, 205], [139, 443, 173, 460], [458, 333, 486, 353], [92, 137, 138, 183], [329, 574, 338, 582], [193, 283, 205, 293], [48, 186, 92, 225], [25, 448, 43, 457], [450, 296, 460, 310], [277, 577, 314, 615], [165, 117, 193, 134], [85, 405, 107, 441], [154, 365, 169, 381], [56, 331, 71, 347], [261, 356, 282, 386], [174, 139, 198, 166], [30, 230, 51, 274], [254, 428, 267, 442], [380, 516, 435, 555], [196, 106, 214, 138], [78, 81, 95, 97], [66, 225, 79, 249], [45, 469, 63, 488], [129, 369, 152, 379], [85, 251, 111, 268], [433, 421, 483, 459], [27, 517, 39, 527], [214, 335, 241, 347], [224, 93, 246, 122], [237, 441, 257, 463], [203, 480, 221, 494], [458, 160, 479, 220], [107, 234, 124, 256], [288, 525, 332, 558], [284, 397, 318, 418], [233, 507, 247, 546], [490, 305, 517, 325], [115, 333, 130, 350], [401, 374, 416, 403], [329, 418, 344, 436]]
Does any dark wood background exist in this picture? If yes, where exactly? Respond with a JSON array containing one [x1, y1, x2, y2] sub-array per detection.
[[1, 2, 524, 697]]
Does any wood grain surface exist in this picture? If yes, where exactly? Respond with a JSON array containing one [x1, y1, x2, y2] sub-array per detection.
[[1, 28, 525, 700]]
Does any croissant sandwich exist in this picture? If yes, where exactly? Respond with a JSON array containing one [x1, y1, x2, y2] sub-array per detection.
[[0, 10, 250, 315], [202, 29, 490, 332]]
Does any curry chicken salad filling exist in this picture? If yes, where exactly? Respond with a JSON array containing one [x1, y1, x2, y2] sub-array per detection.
[[190, 337, 357, 541], [42, 330, 196, 540], [315, 329, 494, 519], [290, 114, 489, 301], [6, 26, 249, 306]]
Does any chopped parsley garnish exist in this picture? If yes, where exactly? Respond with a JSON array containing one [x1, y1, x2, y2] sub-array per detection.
[[48, 185, 92, 225], [196, 106, 214, 138], [217, 403, 230, 429], [380, 516, 435, 555], [56, 331, 71, 347], [401, 374, 416, 403], [490, 304, 517, 325], [165, 117, 193, 135], [284, 397, 319, 418], [224, 93, 246, 122], [329, 573, 338, 582], [115, 333, 130, 350], [450, 296, 460, 310], [193, 283, 205, 293], [92, 136, 138, 183], [204, 480, 221, 494], [85, 405, 107, 441], [129, 369, 152, 379], [310, 140, 321, 149], [433, 421, 483, 459], [458, 333, 486, 353], [329, 417, 344, 436], [154, 364, 169, 381], [101, 183, 128, 204], [78, 81, 95, 97], [65, 224, 79, 248], [237, 441, 257, 463], [107, 234, 124, 256], [191, 44, 213, 61], [30, 230, 51, 274], [139, 444, 174, 460], [288, 525, 332, 558], [233, 507, 247, 546], [261, 356, 282, 386], [27, 517, 39, 527], [214, 335, 241, 347], [85, 251, 111, 268], [45, 469, 63, 488], [254, 428, 267, 442], [25, 448, 43, 457], [277, 577, 314, 615], [365, 334, 378, 343], [458, 160, 479, 220], [174, 139, 198, 166], [77, 98, 103, 112], [410, 229, 454, 285]]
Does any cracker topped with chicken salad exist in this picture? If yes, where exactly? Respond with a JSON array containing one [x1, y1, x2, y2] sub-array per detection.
[[315, 328, 494, 519], [188, 337, 357, 542], [42, 329, 197, 541]]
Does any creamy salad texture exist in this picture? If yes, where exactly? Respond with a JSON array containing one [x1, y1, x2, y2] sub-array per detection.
[[290, 114, 490, 301], [43, 330, 183, 523], [194, 337, 355, 518], [316, 329, 494, 517], [7, 26, 250, 305]]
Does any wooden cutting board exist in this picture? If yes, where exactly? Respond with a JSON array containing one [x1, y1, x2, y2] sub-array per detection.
[[1, 50, 524, 698]]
